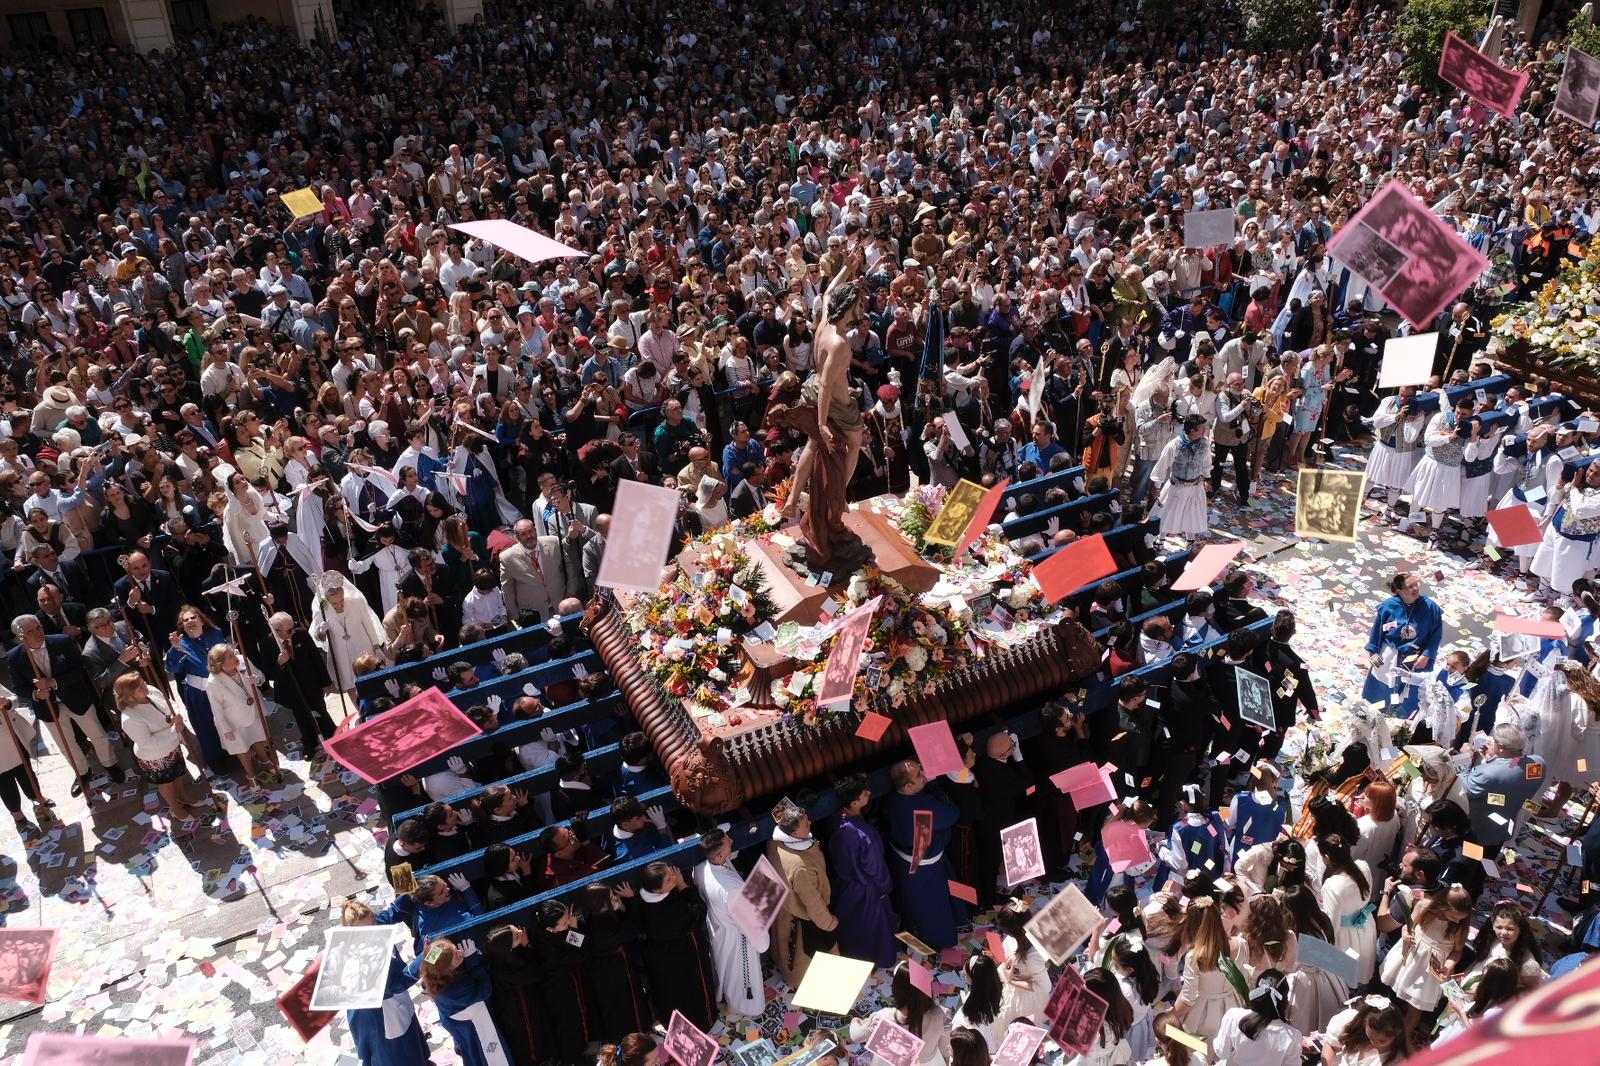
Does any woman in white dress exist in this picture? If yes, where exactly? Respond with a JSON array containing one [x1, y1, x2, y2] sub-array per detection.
[[310, 573, 389, 696], [995, 903, 1051, 1029], [1456, 901, 1546, 993], [1211, 969, 1301, 1066], [1399, 398, 1472, 544], [1319, 997, 1413, 1066], [1377, 882, 1471, 1027], [951, 954, 1006, 1052], [1278, 885, 1350, 1034], [221, 470, 272, 567], [204, 641, 277, 790], [1151, 415, 1213, 540], [1105, 935, 1161, 1063], [1532, 460, 1600, 596], [1318, 835, 1376, 986], [1170, 898, 1245, 1042], [1350, 782, 1404, 905], [1431, 959, 1519, 1049], [848, 962, 953, 1066], [1069, 968, 1134, 1066], [1144, 1010, 1209, 1066]]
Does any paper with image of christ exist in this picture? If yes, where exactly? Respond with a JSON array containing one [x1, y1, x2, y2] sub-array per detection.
[[956, 477, 1011, 557], [865, 1016, 926, 1066], [909, 809, 934, 873], [729, 855, 791, 943], [992, 1023, 1049, 1066], [924, 479, 986, 548], [1295, 468, 1367, 544], [323, 686, 483, 783], [907, 721, 963, 778], [1438, 31, 1528, 118], [0, 929, 58, 1004], [278, 957, 338, 1042], [1000, 817, 1047, 886], [311, 925, 397, 1011], [1024, 883, 1105, 964], [662, 1010, 720, 1066], [816, 595, 881, 706], [1556, 45, 1600, 126], [22, 1034, 196, 1066], [597, 480, 683, 593], [1327, 181, 1488, 330], [1044, 964, 1109, 1057]]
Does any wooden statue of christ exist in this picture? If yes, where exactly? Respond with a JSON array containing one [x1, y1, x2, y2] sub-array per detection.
[[768, 252, 873, 573]]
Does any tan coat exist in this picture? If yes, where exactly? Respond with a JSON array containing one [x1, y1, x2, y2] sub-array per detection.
[[765, 836, 837, 987]]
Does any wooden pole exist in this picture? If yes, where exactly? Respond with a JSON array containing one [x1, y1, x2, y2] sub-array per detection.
[[118, 603, 165, 693], [1535, 784, 1600, 915]]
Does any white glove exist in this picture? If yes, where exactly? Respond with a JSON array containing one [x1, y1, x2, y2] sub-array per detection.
[[540, 727, 558, 745], [447, 872, 471, 893], [447, 756, 468, 776], [458, 937, 477, 958], [1008, 731, 1024, 762], [432, 666, 449, 682], [1045, 516, 1060, 536], [487, 694, 503, 713], [647, 805, 668, 831]]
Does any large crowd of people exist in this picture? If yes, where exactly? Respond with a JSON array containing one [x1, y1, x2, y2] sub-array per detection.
[[8, 0, 1600, 1061]]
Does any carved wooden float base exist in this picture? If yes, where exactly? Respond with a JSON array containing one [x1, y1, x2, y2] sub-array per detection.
[[582, 590, 1098, 816]]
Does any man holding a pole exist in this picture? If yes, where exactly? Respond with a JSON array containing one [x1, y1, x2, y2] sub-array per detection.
[[6, 615, 125, 798]]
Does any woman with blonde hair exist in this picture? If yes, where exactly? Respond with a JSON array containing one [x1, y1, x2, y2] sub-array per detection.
[[1170, 897, 1245, 1040], [410, 936, 509, 1066], [204, 641, 276, 790], [115, 672, 207, 824]]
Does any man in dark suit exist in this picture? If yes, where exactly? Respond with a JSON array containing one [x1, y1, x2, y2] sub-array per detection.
[[266, 611, 337, 755], [25, 544, 90, 604], [728, 464, 768, 520], [33, 583, 86, 641], [7, 615, 124, 796], [1204, 628, 1262, 809], [607, 431, 658, 488], [113, 550, 183, 657], [398, 548, 460, 649]]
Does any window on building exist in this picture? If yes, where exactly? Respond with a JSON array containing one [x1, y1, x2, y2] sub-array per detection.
[[169, 0, 209, 32], [65, 7, 110, 46], [6, 12, 52, 48]]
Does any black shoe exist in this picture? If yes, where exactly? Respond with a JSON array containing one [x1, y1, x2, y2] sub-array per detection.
[[69, 780, 83, 798], [107, 765, 127, 784]]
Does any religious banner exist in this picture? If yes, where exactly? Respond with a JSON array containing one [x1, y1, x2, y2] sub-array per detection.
[[323, 687, 482, 784], [924, 480, 986, 548], [1555, 45, 1600, 126], [1295, 469, 1366, 543], [1437, 30, 1529, 118]]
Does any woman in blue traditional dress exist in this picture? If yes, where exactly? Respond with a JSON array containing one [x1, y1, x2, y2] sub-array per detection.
[[828, 774, 898, 967], [340, 899, 430, 1066], [412, 936, 510, 1066], [1361, 571, 1444, 716], [162, 604, 230, 773]]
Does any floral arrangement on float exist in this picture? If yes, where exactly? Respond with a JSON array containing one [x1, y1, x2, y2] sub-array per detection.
[[626, 489, 1061, 727], [1490, 244, 1600, 372]]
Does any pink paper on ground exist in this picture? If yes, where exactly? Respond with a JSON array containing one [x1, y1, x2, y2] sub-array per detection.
[[1487, 504, 1544, 548], [22, 1034, 197, 1066], [1171, 542, 1246, 592], [956, 477, 1011, 557], [908, 721, 963, 778], [447, 219, 585, 265], [1032, 533, 1118, 604], [939, 947, 968, 967], [596, 480, 684, 593], [0, 929, 58, 1004], [1102, 820, 1153, 873], [1494, 613, 1568, 638], [816, 596, 882, 706], [323, 687, 483, 783]]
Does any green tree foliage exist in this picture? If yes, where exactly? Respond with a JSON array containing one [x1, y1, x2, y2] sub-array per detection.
[[1241, 0, 1322, 52], [1394, 0, 1489, 89]]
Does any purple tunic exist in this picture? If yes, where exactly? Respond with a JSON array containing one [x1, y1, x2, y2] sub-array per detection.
[[828, 814, 899, 968]]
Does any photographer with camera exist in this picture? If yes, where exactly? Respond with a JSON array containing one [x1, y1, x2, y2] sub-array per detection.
[[1212, 372, 1257, 506]]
